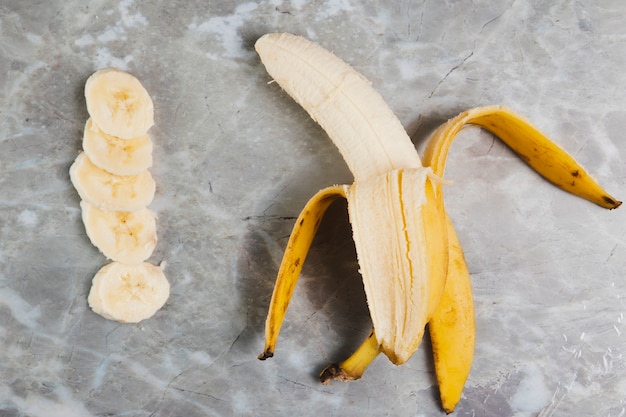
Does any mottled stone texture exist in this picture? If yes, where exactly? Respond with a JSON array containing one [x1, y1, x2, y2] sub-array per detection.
[[1, 0, 625, 416]]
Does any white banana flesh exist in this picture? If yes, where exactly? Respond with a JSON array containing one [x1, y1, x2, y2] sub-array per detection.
[[80, 201, 157, 265], [82, 118, 153, 176], [70, 151, 156, 212], [72, 68, 168, 323], [85, 68, 154, 139], [255, 33, 421, 182], [87, 261, 169, 323], [344, 168, 439, 362]]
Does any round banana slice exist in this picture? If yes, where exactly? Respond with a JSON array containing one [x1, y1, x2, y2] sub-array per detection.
[[80, 201, 157, 265], [70, 152, 155, 211], [88, 261, 170, 323], [83, 118, 153, 176], [85, 68, 154, 139]]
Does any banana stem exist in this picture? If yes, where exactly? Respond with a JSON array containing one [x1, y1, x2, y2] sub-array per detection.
[[320, 328, 381, 383]]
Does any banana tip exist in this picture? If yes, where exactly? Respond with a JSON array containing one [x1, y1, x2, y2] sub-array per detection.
[[441, 399, 458, 414], [319, 363, 342, 384], [319, 363, 361, 384], [258, 350, 274, 361], [601, 195, 622, 209]]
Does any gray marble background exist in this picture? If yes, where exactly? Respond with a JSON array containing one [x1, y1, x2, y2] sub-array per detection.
[[1, 1, 625, 416]]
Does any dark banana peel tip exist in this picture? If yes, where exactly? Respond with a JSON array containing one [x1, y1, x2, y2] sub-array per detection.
[[319, 363, 341, 384], [319, 363, 358, 384], [604, 196, 622, 209], [258, 350, 274, 360]]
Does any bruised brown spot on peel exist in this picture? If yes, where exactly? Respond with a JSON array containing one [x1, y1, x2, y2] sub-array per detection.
[[280, 279, 297, 313], [603, 196, 616, 205], [571, 169, 580, 177], [283, 276, 296, 292]]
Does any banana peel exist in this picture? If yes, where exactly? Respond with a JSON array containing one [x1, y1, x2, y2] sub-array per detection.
[[255, 32, 621, 413]]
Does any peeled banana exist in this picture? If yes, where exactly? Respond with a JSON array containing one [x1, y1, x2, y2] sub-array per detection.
[[255, 33, 621, 412], [71, 68, 169, 323]]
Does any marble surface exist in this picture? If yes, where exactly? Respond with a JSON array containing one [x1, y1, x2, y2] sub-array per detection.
[[1, 0, 625, 415]]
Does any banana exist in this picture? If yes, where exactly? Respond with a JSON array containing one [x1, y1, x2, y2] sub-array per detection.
[[255, 32, 620, 413], [256, 32, 449, 366], [84, 68, 154, 140], [80, 200, 157, 265], [82, 118, 153, 176], [70, 152, 156, 212], [87, 261, 169, 323]]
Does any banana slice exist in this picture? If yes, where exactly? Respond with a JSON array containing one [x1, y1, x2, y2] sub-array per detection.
[[88, 261, 170, 323], [85, 68, 154, 139], [70, 152, 155, 211], [80, 201, 157, 265], [82, 118, 153, 176]]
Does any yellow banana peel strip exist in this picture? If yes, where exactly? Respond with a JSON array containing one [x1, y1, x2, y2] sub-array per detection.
[[254, 33, 621, 413], [428, 216, 475, 414], [259, 185, 346, 360], [423, 105, 622, 209]]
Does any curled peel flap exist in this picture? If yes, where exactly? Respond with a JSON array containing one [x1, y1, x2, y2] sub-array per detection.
[[259, 185, 347, 360], [423, 105, 621, 209]]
